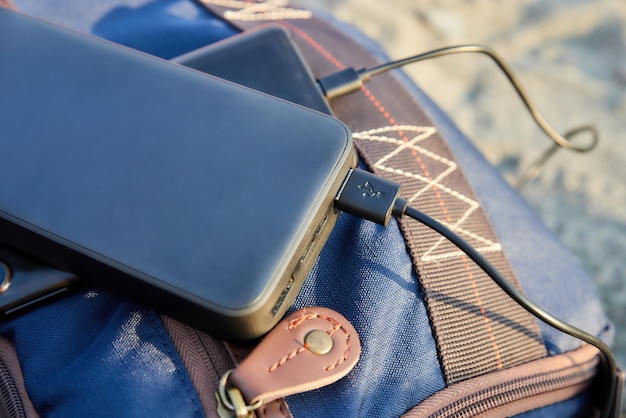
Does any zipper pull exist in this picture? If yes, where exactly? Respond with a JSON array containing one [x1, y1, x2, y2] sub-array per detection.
[[215, 384, 257, 418], [215, 307, 361, 417], [216, 370, 261, 418], [215, 392, 233, 418]]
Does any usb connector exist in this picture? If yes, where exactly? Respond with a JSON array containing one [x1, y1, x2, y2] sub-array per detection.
[[318, 67, 370, 100], [335, 169, 406, 226]]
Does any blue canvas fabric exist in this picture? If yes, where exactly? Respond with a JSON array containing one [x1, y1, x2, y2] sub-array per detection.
[[1, 290, 205, 417], [2, 1, 614, 417]]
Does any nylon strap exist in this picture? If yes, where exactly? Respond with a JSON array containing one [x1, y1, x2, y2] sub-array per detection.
[[198, 0, 546, 385]]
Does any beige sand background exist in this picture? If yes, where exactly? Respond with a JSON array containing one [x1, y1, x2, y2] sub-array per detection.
[[292, 0, 626, 410]]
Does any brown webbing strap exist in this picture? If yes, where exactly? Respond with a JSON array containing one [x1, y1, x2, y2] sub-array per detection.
[[0, 336, 39, 418], [199, 1, 546, 385]]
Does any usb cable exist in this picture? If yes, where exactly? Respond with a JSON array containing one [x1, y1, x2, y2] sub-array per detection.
[[335, 168, 621, 418], [318, 44, 598, 189]]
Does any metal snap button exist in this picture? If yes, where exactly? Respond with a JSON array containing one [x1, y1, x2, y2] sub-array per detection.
[[304, 330, 333, 355]]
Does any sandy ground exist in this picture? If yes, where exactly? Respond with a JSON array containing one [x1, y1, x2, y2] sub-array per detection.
[[292, 0, 626, 411]]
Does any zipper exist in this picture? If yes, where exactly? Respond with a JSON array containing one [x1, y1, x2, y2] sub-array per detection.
[[436, 358, 597, 417], [0, 351, 26, 418], [404, 344, 601, 418]]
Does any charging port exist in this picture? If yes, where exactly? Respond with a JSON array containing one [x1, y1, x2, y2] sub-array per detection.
[[271, 206, 337, 317], [300, 214, 329, 265], [272, 276, 295, 316]]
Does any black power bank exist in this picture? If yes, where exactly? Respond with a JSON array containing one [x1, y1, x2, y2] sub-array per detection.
[[0, 10, 354, 340]]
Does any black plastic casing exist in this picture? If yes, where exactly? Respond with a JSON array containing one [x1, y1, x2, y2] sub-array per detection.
[[0, 10, 355, 340], [173, 25, 332, 115], [335, 169, 402, 226]]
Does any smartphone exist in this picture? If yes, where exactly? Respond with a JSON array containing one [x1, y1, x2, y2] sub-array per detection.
[[173, 24, 333, 115], [0, 10, 355, 340]]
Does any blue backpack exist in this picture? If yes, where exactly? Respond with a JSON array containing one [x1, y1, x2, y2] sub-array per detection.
[[1, 1, 621, 417]]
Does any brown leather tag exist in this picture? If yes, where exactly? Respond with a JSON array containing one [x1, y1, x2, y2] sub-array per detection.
[[230, 307, 360, 405]]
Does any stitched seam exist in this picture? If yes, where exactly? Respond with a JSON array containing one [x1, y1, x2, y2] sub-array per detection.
[[281, 21, 345, 70], [360, 89, 500, 357], [284, 23, 459, 235], [465, 262, 503, 369], [267, 313, 351, 372], [268, 346, 308, 372], [352, 125, 503, 257], [325, 323, 351, 372]]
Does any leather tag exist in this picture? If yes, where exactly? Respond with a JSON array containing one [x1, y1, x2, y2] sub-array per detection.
[[231, 307, 360, 405]]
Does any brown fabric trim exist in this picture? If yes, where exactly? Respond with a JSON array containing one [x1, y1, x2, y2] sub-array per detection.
[[402, 344, 599, 417], [199, 0, 547, 384], [161, 315, 293, 418], [160, 315, 235, 416], [0, 335, 39, 418]]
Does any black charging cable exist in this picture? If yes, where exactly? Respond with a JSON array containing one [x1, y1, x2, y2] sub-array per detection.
[[321, 42, 617, 414], [335, 168, 621, 418], [318, 44, 599, 189]]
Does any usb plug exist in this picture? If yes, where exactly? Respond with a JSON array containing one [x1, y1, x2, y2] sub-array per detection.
[[335, 169, 406, 226]]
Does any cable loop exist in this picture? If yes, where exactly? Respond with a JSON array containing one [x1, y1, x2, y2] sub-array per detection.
[[365, 45, 599, 187], [516, 125, 598, 189]]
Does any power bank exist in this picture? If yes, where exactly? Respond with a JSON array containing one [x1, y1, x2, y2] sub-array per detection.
[[0, 10, 354, 340]]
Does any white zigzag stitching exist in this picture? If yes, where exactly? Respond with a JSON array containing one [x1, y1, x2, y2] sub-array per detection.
[[200, 0, 312, 21], [352, 125, 502, 262]]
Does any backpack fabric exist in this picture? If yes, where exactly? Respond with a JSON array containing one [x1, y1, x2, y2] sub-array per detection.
[[1, 1, 614, 417]]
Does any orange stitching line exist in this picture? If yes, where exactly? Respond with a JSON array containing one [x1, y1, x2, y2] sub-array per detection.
[[288, 312, 318, 329], [265, 311, 351, 373], [362, 87, 502, 368], [465, 261, 503, 369], [285, 21, 446, 215], [268, 345, 308, 372], [327, 321, 341, 336], [285, 23, 503, 367], [282, 21, 345, 70], [325, 324, 350, 371]]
